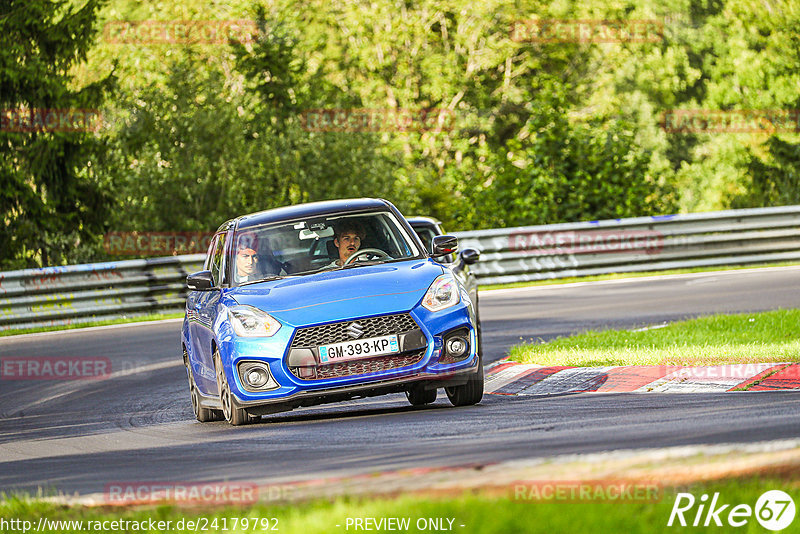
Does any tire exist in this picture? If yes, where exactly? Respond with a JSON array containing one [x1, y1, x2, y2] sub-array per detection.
[[445, 323, 484, 407], [185, 350, 220, 422], [445, 359, 484, 406], [214, 349, 258, 426], [405, 385, 438, 406]]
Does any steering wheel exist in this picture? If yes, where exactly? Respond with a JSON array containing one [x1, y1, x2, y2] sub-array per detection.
[[344, 248, 391, 265]]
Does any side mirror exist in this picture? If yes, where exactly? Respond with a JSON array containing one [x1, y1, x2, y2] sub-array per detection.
[[460, 248, 480, 265], [187, 270, 214, 291], [432, 235, 458, 256]]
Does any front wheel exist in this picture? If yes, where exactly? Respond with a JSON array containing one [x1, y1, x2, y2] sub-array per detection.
[[405, 385, 438, 406], [185, 349, 221, 422], [445, 358, 484, 407], [214, 349, 258, 426]]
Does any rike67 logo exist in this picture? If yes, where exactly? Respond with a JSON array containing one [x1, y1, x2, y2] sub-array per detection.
[[668, 490, 796, 530]]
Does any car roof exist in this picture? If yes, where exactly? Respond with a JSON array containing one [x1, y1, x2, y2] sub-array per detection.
[[234, 198, 392, 230], [406, 216, 441, 227]]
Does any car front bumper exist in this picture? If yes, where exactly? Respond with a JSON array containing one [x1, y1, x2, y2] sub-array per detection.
[[219, 301, 480, 411]]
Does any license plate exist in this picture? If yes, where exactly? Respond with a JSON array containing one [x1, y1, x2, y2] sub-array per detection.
[[319, 335, 399, 364]]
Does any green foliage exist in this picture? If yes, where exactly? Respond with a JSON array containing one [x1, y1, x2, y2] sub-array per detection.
[[102, 60, 257, 231], [731, 137, 800, 207], [103, 16, 400, 234], [0, 0, 114, 268], [2, 0, 799, 266], [464, 86, 672, 228]]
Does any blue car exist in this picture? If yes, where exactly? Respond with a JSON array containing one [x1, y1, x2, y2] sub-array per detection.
[[182, 198, 483, 425]]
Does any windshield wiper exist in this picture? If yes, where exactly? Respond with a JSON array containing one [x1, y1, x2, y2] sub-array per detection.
[[239, 275, 286, 286], [339, 259, 389, 269]]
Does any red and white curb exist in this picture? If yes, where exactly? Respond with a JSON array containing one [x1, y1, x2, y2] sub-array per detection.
[[485, 361, 800, 395]]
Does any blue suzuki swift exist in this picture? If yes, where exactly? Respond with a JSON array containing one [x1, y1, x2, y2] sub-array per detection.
[[182, 198, 483, 425]]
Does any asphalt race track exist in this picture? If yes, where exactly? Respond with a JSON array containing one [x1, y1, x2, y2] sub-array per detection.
[[479, 266, 800, 362], [1, 266, 799, 497]]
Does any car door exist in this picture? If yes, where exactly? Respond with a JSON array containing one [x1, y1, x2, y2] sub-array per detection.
[[191, 231, 227, 394], [187, 234, 216, 380]]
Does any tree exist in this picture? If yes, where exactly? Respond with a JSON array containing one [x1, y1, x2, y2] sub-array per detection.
[[102, 17, 399, 238], [231, 6, 400, 211], [731, 137, 800, 208], [0, 0, 114, 268]]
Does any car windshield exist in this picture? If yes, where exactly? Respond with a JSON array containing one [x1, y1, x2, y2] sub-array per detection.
[[231, 210, 423, 285]]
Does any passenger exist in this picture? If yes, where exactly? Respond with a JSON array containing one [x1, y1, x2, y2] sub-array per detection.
[[234, 232, 287, 283], [234, 233, 260, 283]]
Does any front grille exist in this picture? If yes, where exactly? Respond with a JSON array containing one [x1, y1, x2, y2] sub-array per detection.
[[291, 350, 426, 380], [290, 313, 418, 348]]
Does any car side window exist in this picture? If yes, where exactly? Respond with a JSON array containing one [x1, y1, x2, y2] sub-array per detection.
[[203, 235, 219, 271], [414, 228, 436, 254], [414, 225, 455, 263], [209, 232, 227, 286]]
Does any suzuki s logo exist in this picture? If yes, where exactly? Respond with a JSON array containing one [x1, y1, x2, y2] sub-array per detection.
[[346, 322, 364, 339]]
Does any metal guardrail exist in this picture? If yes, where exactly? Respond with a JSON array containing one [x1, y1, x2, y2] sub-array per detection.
[[0, 255, 205, 331], [455, 205, 800, 285], [1, 206, 799, 331]]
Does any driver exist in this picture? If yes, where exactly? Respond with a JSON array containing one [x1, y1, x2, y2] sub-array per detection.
[[327, 221, 366, 268]]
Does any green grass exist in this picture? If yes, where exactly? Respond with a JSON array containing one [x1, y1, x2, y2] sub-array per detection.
[[2, 474, 798, 533], [508, 309, 800, 367], [0, 313, 184, 337], [479, 261, 800, 291]]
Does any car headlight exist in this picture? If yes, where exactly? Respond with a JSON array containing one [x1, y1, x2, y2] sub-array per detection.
[[421, 274, 460, 312], [228, 305, 281, 337]]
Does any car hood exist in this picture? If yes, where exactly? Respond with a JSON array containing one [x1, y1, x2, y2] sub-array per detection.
[[230, 260, 444, 326]]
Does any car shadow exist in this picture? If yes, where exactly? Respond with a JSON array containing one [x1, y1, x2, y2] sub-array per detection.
[[253, 399, 456, 426]]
